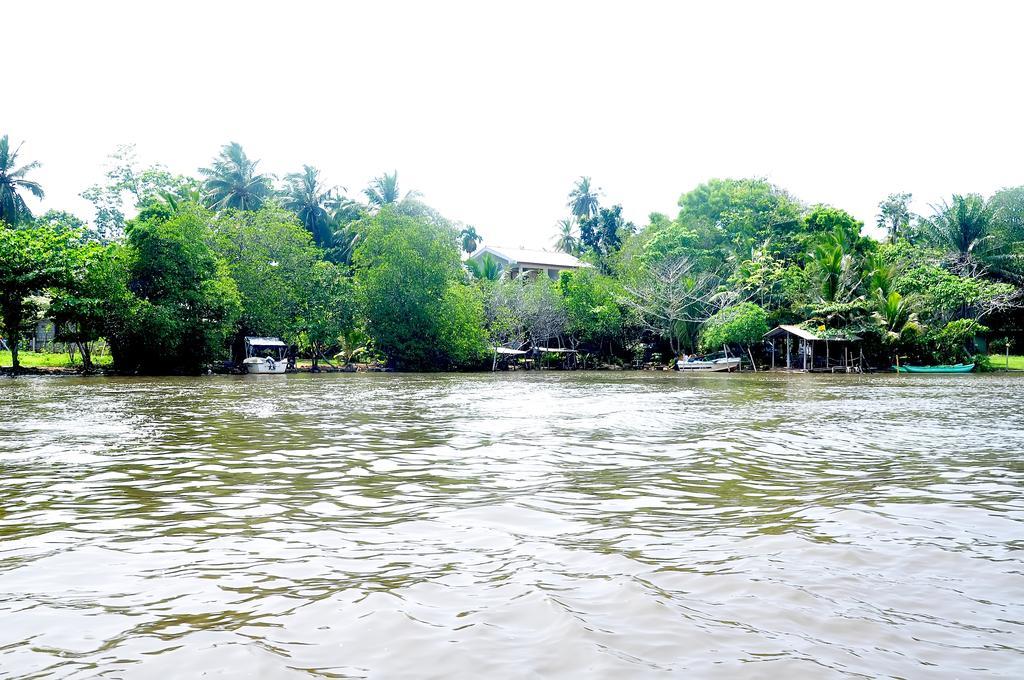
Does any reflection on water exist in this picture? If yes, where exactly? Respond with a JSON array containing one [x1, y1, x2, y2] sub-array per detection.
[[1, 372, 1023, 678]]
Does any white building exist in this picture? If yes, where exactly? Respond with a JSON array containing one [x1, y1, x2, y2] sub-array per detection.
[[468, 246, 585, 280]]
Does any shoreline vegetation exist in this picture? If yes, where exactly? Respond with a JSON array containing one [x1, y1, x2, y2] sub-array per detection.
[[2, 135, 1023, 376], [5, 349, 1024, 377]]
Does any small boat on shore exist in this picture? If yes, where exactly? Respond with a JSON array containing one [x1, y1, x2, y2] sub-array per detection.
[[242, 336, 289, 374], [677, 356, 741, 372], [893, 363, 974, 374]]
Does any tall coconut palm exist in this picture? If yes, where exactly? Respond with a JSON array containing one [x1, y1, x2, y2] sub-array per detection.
[[282, 165, 343, 247], [567, 176, 601, 221], [324, 198, 365, 266], [0, 135, 45, 226], [460, 225, 481, 253], [363, 171, 419, 209], [553, 218, 579, 254], [199, 142, 274, 211]]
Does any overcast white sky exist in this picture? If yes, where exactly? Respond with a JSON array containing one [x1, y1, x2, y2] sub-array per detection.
[[7, 1, 1024, 246]]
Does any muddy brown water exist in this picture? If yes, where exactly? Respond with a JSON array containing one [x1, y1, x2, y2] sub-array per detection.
[[1, 372, 1022, 678]]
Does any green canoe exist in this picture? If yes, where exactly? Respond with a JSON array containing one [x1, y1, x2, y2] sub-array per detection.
[[892, 363, 975, 373]]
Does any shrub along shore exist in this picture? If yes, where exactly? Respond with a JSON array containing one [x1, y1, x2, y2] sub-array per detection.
[[2, 136, 1023, 375]]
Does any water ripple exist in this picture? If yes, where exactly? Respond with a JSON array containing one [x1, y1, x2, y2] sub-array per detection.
[[1, 372, 1023, 678]]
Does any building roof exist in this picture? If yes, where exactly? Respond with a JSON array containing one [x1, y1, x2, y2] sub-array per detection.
[[471, 245, 583, 269], [764, 324, 859, 341], [494, 347, 528, 355], [245, 336, 287, 347]]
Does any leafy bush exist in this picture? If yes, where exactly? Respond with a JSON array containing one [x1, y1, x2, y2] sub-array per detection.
[[700, 303, 769, 353], [926, 319, 989, 364], [972, 353, 995, 372]]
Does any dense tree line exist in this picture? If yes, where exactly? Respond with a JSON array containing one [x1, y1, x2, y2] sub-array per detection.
[[2, 133, 1022, 373]]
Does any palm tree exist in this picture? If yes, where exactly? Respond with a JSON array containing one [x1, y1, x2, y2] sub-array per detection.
[[553, 218, 579, 254], [0, 135, 45, 225], [324, 198, 365, 266], [151, 185, 204, 215], [863, 252, 896, 299], [872, 291, 923, 365], [363, 171, 420, 209], [809, 232, 859, 304], [199, 142, 274, 211], [467, 253, 503, 281], [567, 176, 601, 221], [282, 165, 343, 247], [460, 225, 481, 253], [921, 194, 997, 274]]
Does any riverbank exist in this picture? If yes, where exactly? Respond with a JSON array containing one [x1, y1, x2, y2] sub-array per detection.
[[5, 350, 1024, 375]]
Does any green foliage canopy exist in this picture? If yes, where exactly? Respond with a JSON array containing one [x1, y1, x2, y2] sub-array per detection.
[[699, 303, 769, 352], [354, 208, 486, 369], [109, 206, 242, 373], [0, 223, 77, 369]]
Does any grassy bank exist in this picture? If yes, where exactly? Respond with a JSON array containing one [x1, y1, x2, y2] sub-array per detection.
[[0, 350, 113, 370], [989, 354, 1024, 370]]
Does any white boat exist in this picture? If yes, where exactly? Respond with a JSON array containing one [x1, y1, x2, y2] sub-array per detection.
[[243, 337, 289, 374], [677, 357, 741, 372]]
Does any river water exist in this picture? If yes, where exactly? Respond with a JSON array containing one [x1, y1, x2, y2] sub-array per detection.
[[1, 372, 1022, 678]]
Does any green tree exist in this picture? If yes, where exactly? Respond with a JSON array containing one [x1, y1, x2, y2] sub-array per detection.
[[0, 134, 45, 226], [871, 291, 922, 348], [199, 142, 274, 211], [567, 176, 601, 221], [926, 318, 988, 364], [920, 194, 999, 275], [877, 192, 913, 244], [108, 206, 241, 373], [49, 243, 131, 371], [803, 205, 867, 254], [208, 203, 322, 350], [729, 246, 808, 313], [807, 232, 861, 304], [295, 261, 355, 370], [363, 171, 419, 209], [81, 144, 196, 238], [353, 208, 485, 369], [699, 303, 769, 368], [323, 197, 367, 266], [677, 178, 804, 262], [435, 283, 489, 367], [988, 186, 1024, 281], [33, 210, 91, 239], [579, 204, 635, 268], [0, 224, 76, 370], [895, 264, 1016, 324], [281, 165, 343, 248], [863, 252, 897, 300], [558, 268, 624, 355]]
